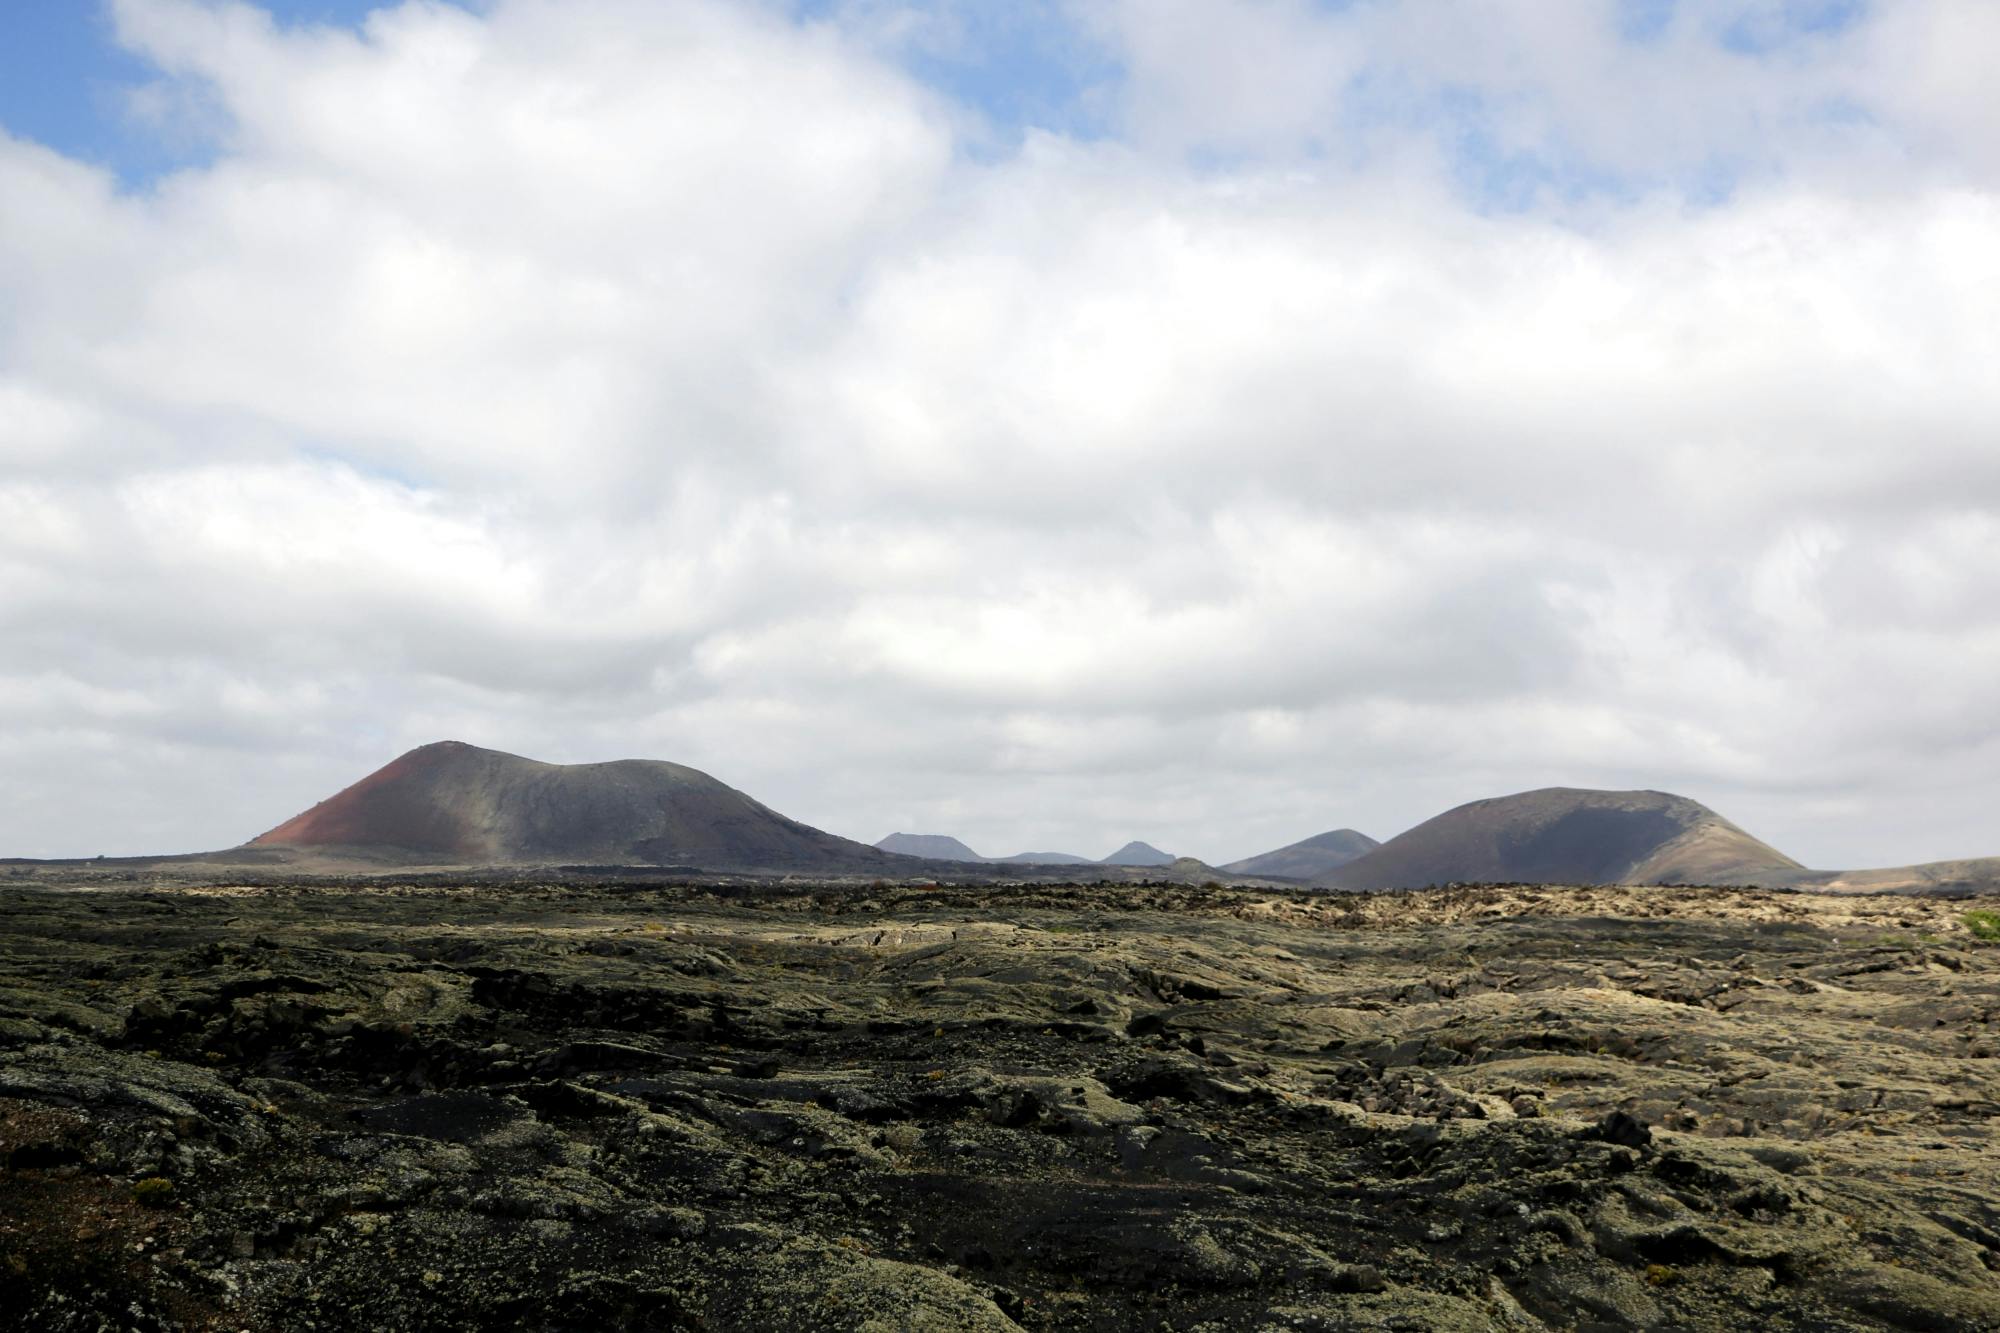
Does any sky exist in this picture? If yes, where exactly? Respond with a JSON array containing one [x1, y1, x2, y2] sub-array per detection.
[[2, 0, 1997, 868]]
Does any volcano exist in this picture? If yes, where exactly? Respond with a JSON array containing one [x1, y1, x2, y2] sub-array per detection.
[[1320, 787, 1801, 890], [875, 833, 986, 861], [1222, 828, 1380, 880], [251, 741, 904, 873], [1099, 840, 1174, 867]]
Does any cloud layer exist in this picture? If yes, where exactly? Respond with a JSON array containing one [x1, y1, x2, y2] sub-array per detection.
[[2, 0, 1997, 866]]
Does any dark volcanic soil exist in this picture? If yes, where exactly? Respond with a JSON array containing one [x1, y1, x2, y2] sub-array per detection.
[[3, 872, 1999, 1331]]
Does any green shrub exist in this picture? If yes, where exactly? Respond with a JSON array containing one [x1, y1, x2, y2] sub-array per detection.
[[131, 1176, 175, 1207], [1963, 910, 2000, 943]]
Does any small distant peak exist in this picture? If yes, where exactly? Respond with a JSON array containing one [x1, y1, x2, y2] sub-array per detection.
[[1101, 840, 1175, 866]]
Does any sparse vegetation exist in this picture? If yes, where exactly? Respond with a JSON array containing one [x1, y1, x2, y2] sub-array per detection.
[[878, 1124, 923, 1155], [1964, 910, 2000, 942], [6, 875, 2000, 1328]]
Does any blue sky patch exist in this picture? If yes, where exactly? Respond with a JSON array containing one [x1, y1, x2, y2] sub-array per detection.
[[0, 0, 1879, 206], [0, 0, 474, 186], [1720, 0, 1868, 54]]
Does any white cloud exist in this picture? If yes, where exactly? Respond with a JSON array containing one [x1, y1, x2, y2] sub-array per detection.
[[0, 0, 1997, 868]]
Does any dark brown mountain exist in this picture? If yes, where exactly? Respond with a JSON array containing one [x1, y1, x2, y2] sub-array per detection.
[[1320, 787, 1801, 890], [251, 741, 906, 873], [1221, 828, 1379, 880]]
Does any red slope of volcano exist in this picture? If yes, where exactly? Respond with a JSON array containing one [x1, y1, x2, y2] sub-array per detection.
[[253, 742, 485, 858]]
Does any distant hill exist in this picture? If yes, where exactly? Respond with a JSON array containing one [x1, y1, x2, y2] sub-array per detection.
[[251, 741, 906, 873], [869, 835, 1158, 868], [1100, 841, 1175, 867], [1770, 856, 2000, 895], [870, 833, 1111, 866], [1223, 829, 1379, 880], [1321, 788, 1801, 890], [876, 833, 987, 862]]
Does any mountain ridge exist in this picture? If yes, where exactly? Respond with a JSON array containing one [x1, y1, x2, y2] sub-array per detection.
[[73, 748, 1988, 894]]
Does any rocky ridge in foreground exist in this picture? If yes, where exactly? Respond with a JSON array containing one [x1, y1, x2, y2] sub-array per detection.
[[2, 874, 1999, 1330]]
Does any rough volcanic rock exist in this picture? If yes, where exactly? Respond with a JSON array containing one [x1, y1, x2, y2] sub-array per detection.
[[1322, 787, 1802, 889], [4, 873, 2000, 1329]]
